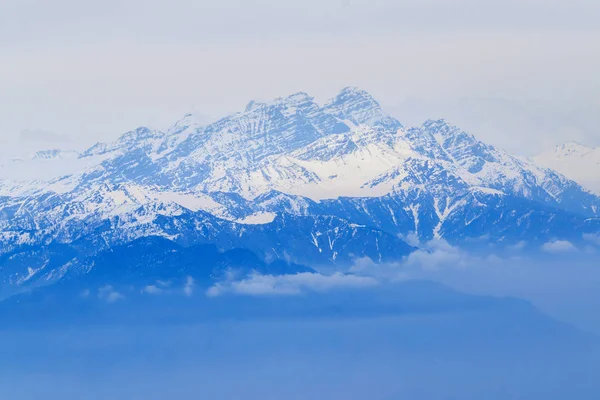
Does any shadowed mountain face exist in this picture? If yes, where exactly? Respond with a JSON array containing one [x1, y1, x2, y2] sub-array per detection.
[[0, 236, 317, 300], [0, 87, 599, 302]]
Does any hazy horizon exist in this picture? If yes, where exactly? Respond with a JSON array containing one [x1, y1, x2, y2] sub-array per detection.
[[2, 0, 600, 156]]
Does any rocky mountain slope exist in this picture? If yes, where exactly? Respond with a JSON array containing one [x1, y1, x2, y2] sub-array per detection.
[[1, 87, 599, 297]]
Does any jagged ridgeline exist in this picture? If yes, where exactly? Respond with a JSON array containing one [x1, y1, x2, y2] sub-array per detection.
[[1, 87, 599, 293]]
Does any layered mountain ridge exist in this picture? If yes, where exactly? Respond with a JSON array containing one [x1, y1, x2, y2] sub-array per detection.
[[534, 141, 600, 195], [1, 87, 599, 296]]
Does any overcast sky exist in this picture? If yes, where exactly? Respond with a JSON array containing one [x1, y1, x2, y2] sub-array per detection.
[[1, 0, 599, 155]]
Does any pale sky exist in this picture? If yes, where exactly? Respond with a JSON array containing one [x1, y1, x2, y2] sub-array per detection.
[[1, 0, 599, 155]]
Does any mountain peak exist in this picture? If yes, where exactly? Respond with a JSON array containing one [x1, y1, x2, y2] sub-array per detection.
[[244, 92, 316, 113], [282, 92, 315, 108], [169, 113, 204, 134], [338, 86, 374, 97], [554, 141, 593, 157], [422, 118, 453, 129], [420, 119, 477, 141], [31, 149, 79, 161], [329, 86, 379, 107], [245, 100, 266, 112], [323, 87, 399, 128], [120, 126, 164, 142], [79, 126, 165, 158]]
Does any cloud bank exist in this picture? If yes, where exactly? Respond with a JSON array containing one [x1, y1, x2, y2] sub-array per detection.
[[206, 272, 379, 297], [98, 285, 124, 303], [542, 240, 577, 253]]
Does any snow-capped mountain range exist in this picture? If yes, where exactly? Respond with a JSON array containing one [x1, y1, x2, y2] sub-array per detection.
[[534, 141, 600, 195], [1, 87, 599, 295]]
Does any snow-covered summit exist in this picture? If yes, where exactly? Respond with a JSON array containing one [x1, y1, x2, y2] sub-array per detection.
[[323, 87, 396, 127], [81, 126, 166, 159]]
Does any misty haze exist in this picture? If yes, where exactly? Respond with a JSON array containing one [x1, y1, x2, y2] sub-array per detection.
[[1, 1, 599, 399]]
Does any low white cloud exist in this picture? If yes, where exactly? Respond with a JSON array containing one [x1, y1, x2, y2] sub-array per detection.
[[399, 231, 421, 247], [206, 272, 379, 297], [508, 241, 528, 251], [98, 285, 124, 303], [400, 239, 495, 272], [542, 240, 577, 253], [350, 258, 409, 282], [405, 245, 464, 271], [142, 280, 172, 295], [583, 234, 600, 247], [350, 239, 529, 283], [142, 285, 163, 295], [106, 292, 124, 303], [183, 276, 195, 297]]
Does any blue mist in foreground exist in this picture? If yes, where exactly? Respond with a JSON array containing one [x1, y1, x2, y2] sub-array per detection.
[[1, 273, 600, 400]]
